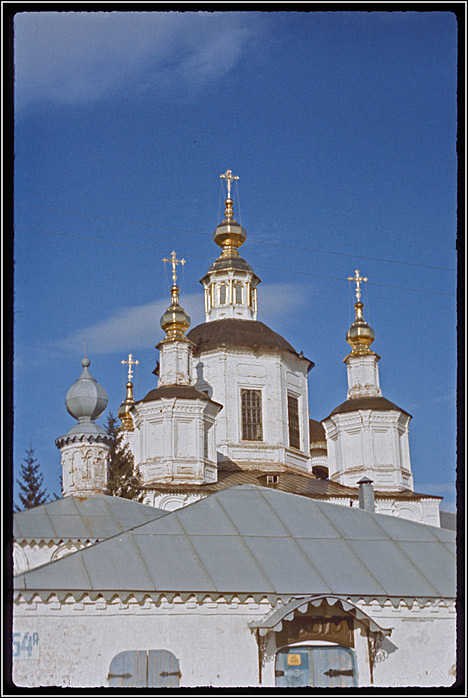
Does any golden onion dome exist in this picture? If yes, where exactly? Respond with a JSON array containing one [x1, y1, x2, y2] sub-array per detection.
[[346, 301, 375, 353], [160, 284, 191, 340], [213, 198, 247, 255]]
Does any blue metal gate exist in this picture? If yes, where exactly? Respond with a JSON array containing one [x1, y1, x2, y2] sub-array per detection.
[[108, 649, 181, 687], [275, 645, 356, 687]]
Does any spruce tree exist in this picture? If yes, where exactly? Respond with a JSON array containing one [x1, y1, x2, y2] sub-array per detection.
[[105, 412, 145, 502], [15, 445, 48, 511]]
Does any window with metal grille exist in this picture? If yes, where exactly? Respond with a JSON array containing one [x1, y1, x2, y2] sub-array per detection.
[[219, 283, 227, 305], [241, 389, 263, 441], [288, 395, 300, 449]]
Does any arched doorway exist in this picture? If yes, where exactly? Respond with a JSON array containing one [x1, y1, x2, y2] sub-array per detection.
[[275, 644, 356, 687]]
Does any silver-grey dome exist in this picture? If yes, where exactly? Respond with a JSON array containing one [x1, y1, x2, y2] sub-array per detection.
[[65, 357, 108, 422]]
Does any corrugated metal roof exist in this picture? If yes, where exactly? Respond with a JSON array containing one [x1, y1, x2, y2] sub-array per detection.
[[13, 494, 167, 542], [14, 485, 455, 599]]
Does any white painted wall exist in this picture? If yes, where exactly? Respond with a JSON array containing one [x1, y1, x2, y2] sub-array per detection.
[[323, 409, 413, 492], [192, 346, 311, 470], [13, 596, 456, 688], [13, 540, 94, 575], [59, 441, 110, 497], [132, 397, 220, 486]]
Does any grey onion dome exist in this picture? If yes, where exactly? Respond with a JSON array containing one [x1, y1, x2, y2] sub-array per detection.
[[65, 357, 108, 422]]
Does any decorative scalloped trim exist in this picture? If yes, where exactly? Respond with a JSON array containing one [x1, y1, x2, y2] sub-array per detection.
[[16, 537, 96, 547], [55, 433, 112, 447], [13, 590, 456, 609]]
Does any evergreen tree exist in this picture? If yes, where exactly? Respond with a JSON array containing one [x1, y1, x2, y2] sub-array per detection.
[[15, 445, 48, 511], [105, 412, 145, 502], [52, 476, 63, 500]]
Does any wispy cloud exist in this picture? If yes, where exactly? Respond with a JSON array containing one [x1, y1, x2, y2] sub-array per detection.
[[16, 283, 310, 364], [406, 390, 456, 411], [14, 12, 262, 110]]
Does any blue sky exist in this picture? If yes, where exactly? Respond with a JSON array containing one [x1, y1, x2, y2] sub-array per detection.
[[13, 10, 458, 509]]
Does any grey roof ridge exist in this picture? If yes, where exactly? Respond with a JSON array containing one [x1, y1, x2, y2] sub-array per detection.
[[366, 513, 445, 596], [308, 499, 389, 596], [171, 510, 219, 592], [123, 532, 158, 593], [13, 495, 166, 543], [212, 492, 277, 593], [314, 499, 445, 597], [14, 502, 174, 583], [255, 488, 332, 593]]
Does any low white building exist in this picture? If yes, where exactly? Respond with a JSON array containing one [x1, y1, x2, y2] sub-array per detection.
[[13, 484, 456, 688]]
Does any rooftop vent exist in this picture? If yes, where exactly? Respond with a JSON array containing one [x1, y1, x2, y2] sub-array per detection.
[[358, 477, 375, 513]]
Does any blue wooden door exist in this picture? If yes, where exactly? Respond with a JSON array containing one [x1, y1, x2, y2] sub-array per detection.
[[276, 646, 356, 687], [108, 650, 180, 687], [148, 649, 181, 687], [108, 650, 147, 687]]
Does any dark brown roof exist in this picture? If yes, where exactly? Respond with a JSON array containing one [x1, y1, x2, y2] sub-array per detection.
[[326, 396, 411, 419], [309, 419, 326, 443], [137, 384, 222, 408], [142, 465, 439, 501], [187, 319, 314, 369]]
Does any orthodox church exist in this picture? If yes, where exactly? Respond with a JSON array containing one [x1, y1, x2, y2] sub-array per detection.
[[12, 170, 456, 688], [57, 169, 441, 524]]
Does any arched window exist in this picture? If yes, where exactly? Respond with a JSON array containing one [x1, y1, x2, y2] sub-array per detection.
[[219, 283, 227, 305], [235, 283, 243, 305]]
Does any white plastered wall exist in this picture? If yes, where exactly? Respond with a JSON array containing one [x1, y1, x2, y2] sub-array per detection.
[[192, 346, 311, 470], [13, 596, 456, 688]]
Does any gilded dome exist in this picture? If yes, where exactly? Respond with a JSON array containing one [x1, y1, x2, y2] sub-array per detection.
[[160, 285, 191, 340], [346, 301, 375, 353]]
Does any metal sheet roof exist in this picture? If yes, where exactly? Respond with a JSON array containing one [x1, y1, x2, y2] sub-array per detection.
[[14, 485, 456, 599], [13, 494, 167, 542]]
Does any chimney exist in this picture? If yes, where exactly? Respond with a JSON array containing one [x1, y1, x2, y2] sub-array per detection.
[[358, 477, 375, 513]]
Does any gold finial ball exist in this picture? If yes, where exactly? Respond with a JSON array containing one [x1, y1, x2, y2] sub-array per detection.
[[346, 303, 375, 352], [160, 304, 191, 336]]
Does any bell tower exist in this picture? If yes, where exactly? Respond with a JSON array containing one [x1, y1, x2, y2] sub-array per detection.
[[200, 169, 261, 322], [323, 271, 414, 492]]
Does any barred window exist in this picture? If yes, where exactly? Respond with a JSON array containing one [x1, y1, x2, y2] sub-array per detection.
[[219, 283, 227, 305], [241, 390, 263, 441], [288, 395, 300, 449]]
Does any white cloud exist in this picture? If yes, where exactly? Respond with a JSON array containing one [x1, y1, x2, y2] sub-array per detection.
[[14, 11, 261, 109], [24, 282, 309, 360]]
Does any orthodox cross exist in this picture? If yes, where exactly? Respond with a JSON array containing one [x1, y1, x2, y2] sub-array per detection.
[[348, 269, 368, 302], [163, 250, 186, 286], [220, 169, 239, 199], [121, 353, 139, 382]]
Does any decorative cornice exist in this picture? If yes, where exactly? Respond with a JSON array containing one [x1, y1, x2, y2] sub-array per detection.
[[55, 433, 112, 448]]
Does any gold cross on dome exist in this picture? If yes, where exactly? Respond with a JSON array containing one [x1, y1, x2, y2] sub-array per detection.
[[162, 250, 186, 286], [121, 353, 139, 382], [348, 269, 368, 302], [220, 169, 239, 199]]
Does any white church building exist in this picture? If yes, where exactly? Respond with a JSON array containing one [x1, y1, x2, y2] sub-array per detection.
[[12, 170, 456, 688]]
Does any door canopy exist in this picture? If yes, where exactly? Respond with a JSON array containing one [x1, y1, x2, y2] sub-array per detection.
[[249, 595, 393, 637]]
